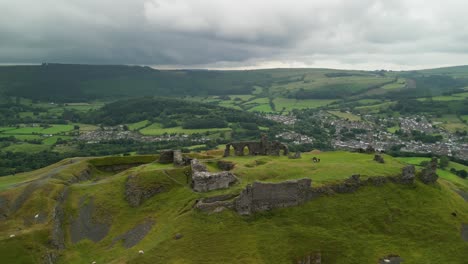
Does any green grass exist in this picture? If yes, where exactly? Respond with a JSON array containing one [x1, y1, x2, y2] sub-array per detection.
[[3, 143, 50, 153], [139, 123, 231, 135], [387, 126, 399, 133], [127, 120, 150, 131], [328, 111, 362, 121], [273, 98, 336, 111], [1, 124, 74, 135]]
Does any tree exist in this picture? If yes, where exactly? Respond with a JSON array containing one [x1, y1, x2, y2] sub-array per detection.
[[439, 156, 449, 169]]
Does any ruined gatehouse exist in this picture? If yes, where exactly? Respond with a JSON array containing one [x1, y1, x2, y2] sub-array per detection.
[[224, 134, 289, 157]]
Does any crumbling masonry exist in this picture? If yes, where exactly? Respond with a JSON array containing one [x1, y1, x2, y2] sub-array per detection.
[[224, 134, 289, 157]]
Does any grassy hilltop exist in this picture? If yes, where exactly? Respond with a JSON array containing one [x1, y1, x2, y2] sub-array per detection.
[[0, 150, 467, 263]]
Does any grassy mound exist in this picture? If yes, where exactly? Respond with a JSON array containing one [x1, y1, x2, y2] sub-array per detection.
[[0, 151, 467, 263]]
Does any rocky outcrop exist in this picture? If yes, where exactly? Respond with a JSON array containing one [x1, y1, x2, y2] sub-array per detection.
[[96, 163, 144, 173], [234, 179, 311, 215], [399, 165, 415, 184], [191, 159, 238, 192], [111, 219, 155, 248], [378, 255, 404, 264], [70, 196, 110, 244], [0, 196, 9, 220], [51, 188, 69, 250], [419, 157, 438, 184], [374, 154, 385, 163], [289, 152, 302, 159], [125, 175, 165, 207], [296, 252, 321, 264], [217, 160, 235, 171]]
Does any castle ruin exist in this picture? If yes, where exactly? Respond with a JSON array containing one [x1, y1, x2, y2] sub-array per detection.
[[224, 134, 289, 157]]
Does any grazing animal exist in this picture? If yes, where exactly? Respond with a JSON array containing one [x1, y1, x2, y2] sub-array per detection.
[[312, 157, 321, 163], [138, 250, 144, 254]]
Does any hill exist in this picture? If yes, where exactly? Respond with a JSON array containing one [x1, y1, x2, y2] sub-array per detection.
[[0, 150, 467, 263], [2, 64, 468, 103]]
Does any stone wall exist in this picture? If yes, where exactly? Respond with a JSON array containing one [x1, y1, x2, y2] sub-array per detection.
[[419, 157, 438, 184], [191, 159, 238, 192], [158, 150, 190, 166], [234, 178, 311, 215]]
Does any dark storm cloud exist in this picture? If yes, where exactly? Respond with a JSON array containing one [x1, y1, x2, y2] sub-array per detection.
[[1, 0, 467, 69]]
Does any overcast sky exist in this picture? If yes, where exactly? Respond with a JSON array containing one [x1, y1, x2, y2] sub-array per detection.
[[1, 0, 468, 70]]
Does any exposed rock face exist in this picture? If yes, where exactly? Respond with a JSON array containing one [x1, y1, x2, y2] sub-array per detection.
[[224, 134, 289, 157], [296, 252, 321, 264], [374, 154, 385, 163], [70, 196, 110, 244], [191, 159, 238, 192], [234, 178, 311, 215], [378, 255, 404, 264], [419, 157, 438, 184], [367, 176, 388, 186], [400, 165, 415, 184], [111, 219, 155, 248], [0, 196, 9, 220], [96, 163, 144, 173], [217, 160, 235, 171], [51, 188, 69, 250], [125, 175, 165, 207], [461, 224, 468, 242]]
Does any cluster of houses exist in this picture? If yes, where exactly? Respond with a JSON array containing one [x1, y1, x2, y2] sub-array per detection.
[[78, 127, 209, 144]]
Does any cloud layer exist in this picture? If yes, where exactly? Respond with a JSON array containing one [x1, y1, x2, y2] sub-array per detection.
[[1, 0, 467, 70]]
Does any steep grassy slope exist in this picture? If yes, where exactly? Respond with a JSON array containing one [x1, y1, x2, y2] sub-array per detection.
[[0, 152, 467, 263]]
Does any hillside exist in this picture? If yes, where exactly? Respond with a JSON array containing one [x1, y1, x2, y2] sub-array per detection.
[[2, 64, 467, 103], [0, 150, 467, 263]]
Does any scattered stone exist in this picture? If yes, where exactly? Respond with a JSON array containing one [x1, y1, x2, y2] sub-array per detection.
[[367, 176, 387, 186], [419, 157, 438, 184], [374, 154, 385, 163], [217, 160, 235, 171], [70, 196, 110, 244], [329, 175, 361, 193], [111, 219, 155, 248], [125, 175, 165, 207], [289, 152, 302, 159], [92, 261, 96, 264], [138, 250, 144, 254], [400, 165, 415, 184], [9, 234, 15, 238], [34, 213, 39, 219], [378, 255, 403, 264], [296, 252, 321, 264], [174, 233, 183, 240], [234, 178, 311, 215], [462, 224, 468, 242], [194, 194, 236, 212], [191, 159, 238, 192]]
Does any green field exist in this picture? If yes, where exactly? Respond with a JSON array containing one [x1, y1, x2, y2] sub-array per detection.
[[273, 98, 336, 111], [3, 143, 50, 153], [328, 111, 362, 121], [1, 124, 74, 135]]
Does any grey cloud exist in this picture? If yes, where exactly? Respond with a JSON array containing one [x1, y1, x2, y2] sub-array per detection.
[[0, 0, 467, 69]]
